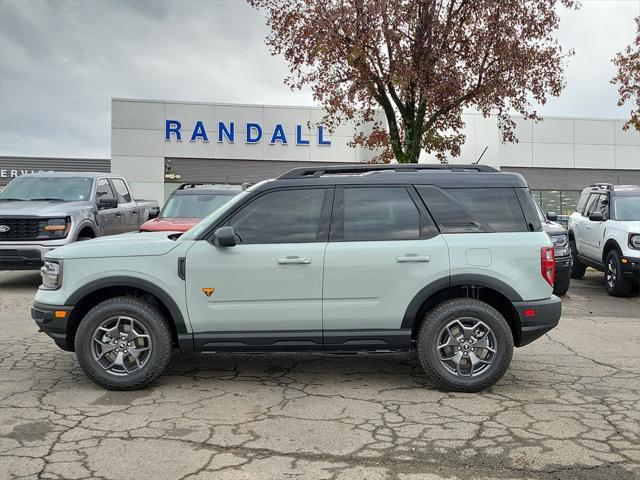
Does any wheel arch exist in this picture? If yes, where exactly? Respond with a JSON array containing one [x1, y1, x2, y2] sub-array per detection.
[[602, 239, 622, 263], [64, 277, 189, 351], [74, 221, 97, 240], [402, 275, 522, 346]]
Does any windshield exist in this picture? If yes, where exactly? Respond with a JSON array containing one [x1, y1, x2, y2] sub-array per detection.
[[0, 176, 94, 202], [613, 196, 640, 221], [162, 193, 236, 218], [181, 190, 250, 240]]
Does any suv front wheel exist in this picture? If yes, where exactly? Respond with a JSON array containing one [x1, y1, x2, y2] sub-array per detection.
[[417, 298, 513, 392], [75, 296, 173, 390], [605, 250, 632, 297]]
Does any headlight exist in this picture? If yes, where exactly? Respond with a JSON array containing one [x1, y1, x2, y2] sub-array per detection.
[[551, 234, 569, 256], [40, 260, 62, 290], [630, 234, 640, 250], [42, 218, 70, 239]]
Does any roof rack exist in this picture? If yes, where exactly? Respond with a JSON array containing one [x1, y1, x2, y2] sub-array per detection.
[[177, 183, 242, 190], [590, 183, 613, 191], [278, 164, 498, 179]]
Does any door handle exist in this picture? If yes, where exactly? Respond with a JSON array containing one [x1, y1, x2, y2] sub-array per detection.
[[396, 254, 430, 263], [114, 213, 122, 217], [278, 256, 312, 265], [131, 210, 138, 214]]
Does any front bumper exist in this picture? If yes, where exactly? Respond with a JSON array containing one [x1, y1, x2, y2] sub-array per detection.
[[31, 302, 74, 351], [0, 242, 68, 270], [555, 254, 572, 274], [620, 256, 640, 278], [513, 295, 562, 347]]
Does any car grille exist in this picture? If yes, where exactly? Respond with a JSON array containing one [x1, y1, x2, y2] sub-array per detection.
[[0, 218, 46, 240]]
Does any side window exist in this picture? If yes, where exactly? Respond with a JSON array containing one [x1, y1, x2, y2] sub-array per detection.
[[595, 194, 609, 219], [96, 179, 115, 200], [341, 187, 420, 241], [576, 191, 589, 213], [111, 179, 131, 203], [583, 194, 600, 217], [228, 189, 326, 244], [417, 187, 527, 233]]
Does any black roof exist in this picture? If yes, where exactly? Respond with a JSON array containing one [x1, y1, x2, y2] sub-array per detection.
[[261, 164, 527, 189]]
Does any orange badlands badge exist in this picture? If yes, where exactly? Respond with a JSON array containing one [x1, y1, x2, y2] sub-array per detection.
[[202, 287, 215, 297]]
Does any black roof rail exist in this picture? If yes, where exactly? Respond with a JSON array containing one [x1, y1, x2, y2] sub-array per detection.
[[278, 163, 498, 179]]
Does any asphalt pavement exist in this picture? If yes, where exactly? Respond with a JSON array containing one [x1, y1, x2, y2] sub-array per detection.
[[0, 269, 638, 480]]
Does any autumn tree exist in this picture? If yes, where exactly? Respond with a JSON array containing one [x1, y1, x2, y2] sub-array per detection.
[[249, 0, 577, 163], [612, 16, 640, 132]]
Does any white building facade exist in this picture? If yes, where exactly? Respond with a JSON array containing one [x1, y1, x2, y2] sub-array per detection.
[[14, 98, 628, 217]]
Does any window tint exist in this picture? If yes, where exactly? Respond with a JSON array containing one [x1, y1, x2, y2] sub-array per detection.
[[96, 179, 115, 199], [418, 187, 527, 233], [228, 189, 326, 244], [111, 179, 131, 203], [342, 187, 420, 241], [583, 194, 600, 216]]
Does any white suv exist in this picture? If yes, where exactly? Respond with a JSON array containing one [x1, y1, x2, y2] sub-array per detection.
[[568, 184, 640, 296]]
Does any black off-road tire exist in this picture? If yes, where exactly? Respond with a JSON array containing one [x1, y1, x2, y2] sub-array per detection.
[[75, 296, 173, 390], [417, 298, 513, 393], [570, 239, 586, 279], [605, 250, 632, 297], [553, 274, 571, 296]]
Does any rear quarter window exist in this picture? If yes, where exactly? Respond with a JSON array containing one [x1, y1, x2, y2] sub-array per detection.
[[417, 186, 530, 233]]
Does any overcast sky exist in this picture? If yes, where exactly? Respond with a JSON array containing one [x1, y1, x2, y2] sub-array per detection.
[[0, 0, 638, 158]]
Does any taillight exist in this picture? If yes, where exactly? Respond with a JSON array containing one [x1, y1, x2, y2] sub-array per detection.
[[541, 246, 555, 287]]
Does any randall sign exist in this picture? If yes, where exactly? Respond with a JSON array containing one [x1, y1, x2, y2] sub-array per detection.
[[165, 120, 332, 146]]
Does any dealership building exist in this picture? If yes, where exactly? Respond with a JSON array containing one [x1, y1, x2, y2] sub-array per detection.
[[2, 97, 640, 215]]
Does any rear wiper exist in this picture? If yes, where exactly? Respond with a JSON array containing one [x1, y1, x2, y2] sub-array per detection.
[[30, 197, 65, 202]]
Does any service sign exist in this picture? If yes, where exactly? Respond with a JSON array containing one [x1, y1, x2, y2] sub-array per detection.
[[1, 168, 53, 179], [164, 120, 332, 146]]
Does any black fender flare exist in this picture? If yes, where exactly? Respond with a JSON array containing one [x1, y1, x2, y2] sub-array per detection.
[[401, 274, 523, 329], [65, 276, 188, 334], [601, 238, 622, 262]]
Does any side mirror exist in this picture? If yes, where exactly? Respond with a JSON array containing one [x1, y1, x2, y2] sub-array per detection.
[[212, 226, 237, 247], [148, 207, 160, 219], [589, 211, 604, 222], [98, 197, 117, 209], [546, 211, 558, 222]]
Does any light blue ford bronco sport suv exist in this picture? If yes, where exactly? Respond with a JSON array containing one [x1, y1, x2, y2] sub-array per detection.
[[32, 164, 561, 392]]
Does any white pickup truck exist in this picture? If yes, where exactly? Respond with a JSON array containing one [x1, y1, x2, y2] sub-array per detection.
[[568, 183, 640, 296], [0, 172, 159, 270]]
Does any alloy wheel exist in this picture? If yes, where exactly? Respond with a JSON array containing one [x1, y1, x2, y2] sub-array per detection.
[[91, 316, 152, 376], [436, 317, 497, 377], [606, 258, 617, 289]]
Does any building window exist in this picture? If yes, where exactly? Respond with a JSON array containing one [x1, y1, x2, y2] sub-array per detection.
[[531, 190, 581, 217]]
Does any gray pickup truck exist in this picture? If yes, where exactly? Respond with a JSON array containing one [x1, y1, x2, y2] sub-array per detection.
[[0, 172, 159, 270]]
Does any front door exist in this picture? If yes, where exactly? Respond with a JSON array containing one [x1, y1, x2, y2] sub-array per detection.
[[95, 178, 119, 236], [185, 187, 333, 351], [322, 186, 449, 349], [583, 194, 609, 261]]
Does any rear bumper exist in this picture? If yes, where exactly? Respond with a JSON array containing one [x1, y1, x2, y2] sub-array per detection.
[[31, 302, 74, 351], [513, 295, 562, 347]]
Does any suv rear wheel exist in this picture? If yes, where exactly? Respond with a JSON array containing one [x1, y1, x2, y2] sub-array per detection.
[[75, 296, 173, 390], [605, 250, 632, 297], [570, 238, 586, 279], [417, 298, 513, 392]]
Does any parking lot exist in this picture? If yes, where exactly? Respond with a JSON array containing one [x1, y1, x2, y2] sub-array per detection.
[[0, 270, 638, 480]]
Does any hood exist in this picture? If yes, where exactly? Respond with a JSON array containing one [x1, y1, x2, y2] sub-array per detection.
[[0, 200, 93, 217], [541, 220, 566, 236], [140, 217, 199, 232], [46, 231, 182, 260]]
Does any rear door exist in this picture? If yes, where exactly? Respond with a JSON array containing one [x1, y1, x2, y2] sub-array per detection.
[[110, 178, 138, 233], [322, 186, 449, 350]]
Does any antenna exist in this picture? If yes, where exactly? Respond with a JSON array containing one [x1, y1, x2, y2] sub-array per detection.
[[474, 146, 488, 164]]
